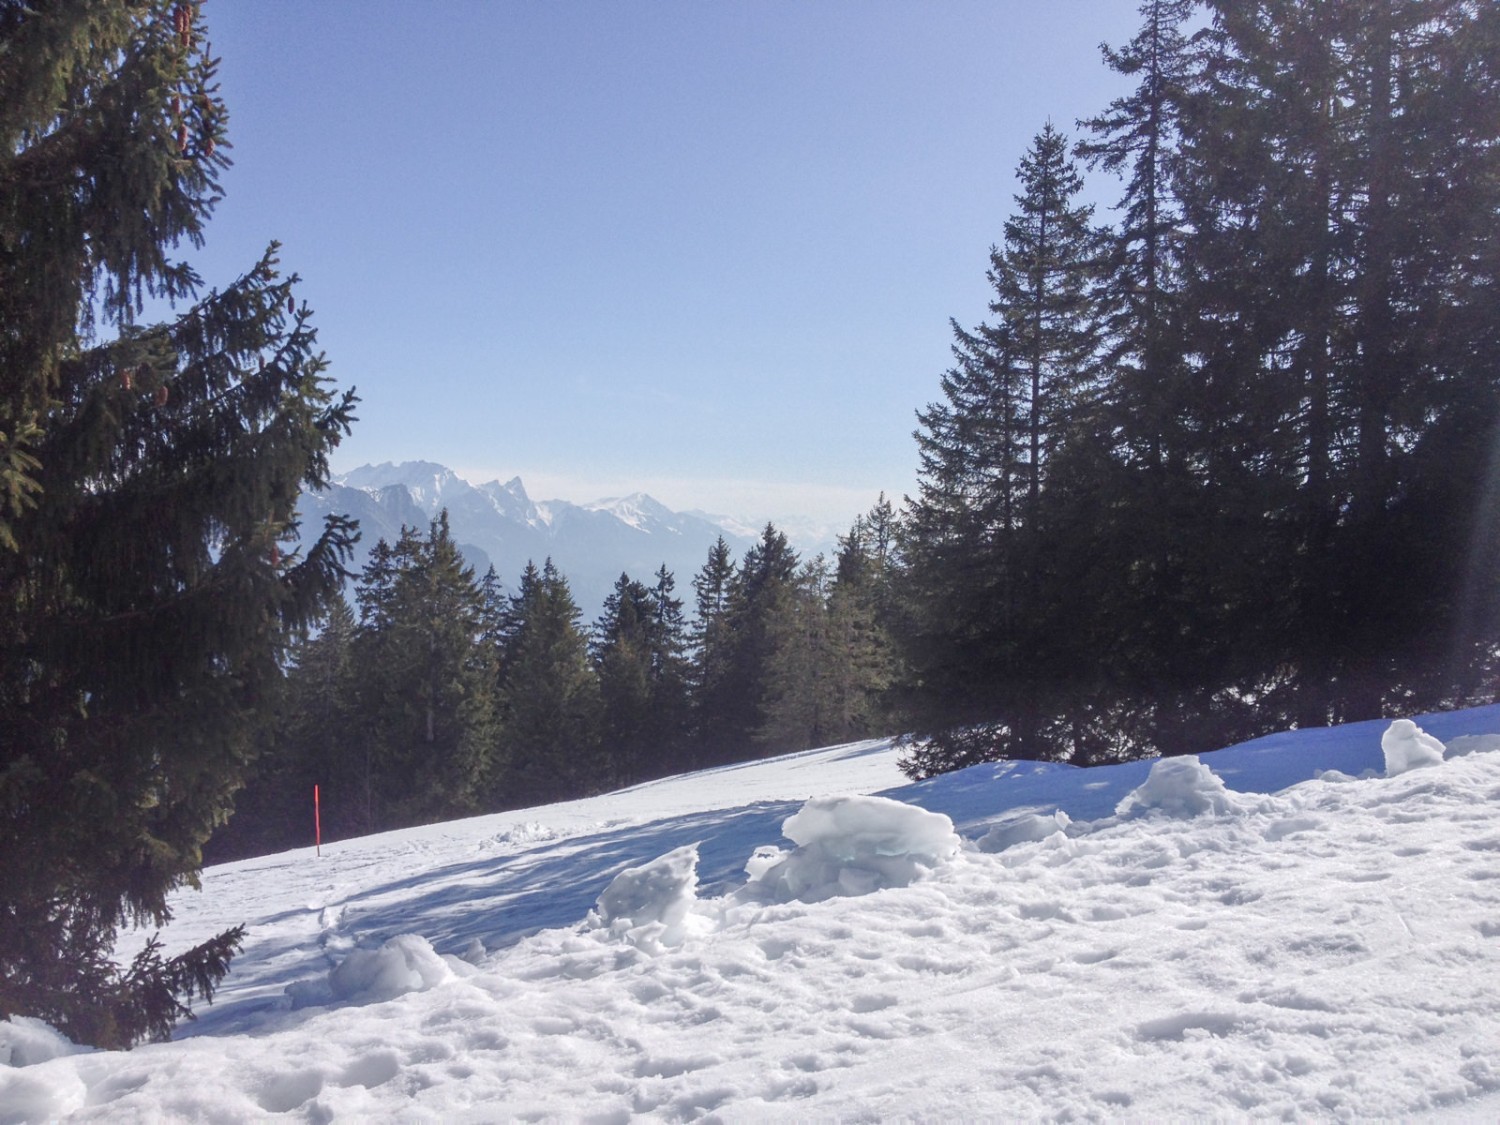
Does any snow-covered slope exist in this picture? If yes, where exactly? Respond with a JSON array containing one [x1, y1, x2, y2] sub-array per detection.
[[5, 705, 1500, 1120]]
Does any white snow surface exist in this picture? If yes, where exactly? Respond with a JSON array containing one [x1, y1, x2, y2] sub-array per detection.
[[6, 711, 1500, 1120]]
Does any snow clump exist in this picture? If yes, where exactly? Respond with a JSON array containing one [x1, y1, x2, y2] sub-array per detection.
[[586, 843, 700, 952], [1445, 733, 1500, 758], [1115, 755, 1243, 819], [1381, 719, 1446, 776], [978, 810, 1071, 853], [327, 933, 454, 1003], [0, 1016, 86, 1068], [744, 795, 960, 903]]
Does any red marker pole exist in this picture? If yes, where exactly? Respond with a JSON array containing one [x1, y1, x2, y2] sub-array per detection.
[[314, 783, 322, 858]]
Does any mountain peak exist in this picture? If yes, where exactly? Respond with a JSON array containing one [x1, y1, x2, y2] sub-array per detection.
[[583, 492, 677, 532], [311, 461, 757, 615]]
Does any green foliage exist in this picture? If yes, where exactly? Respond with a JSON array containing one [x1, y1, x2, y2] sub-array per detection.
[[592, 567, 692, 785], [896, 0, 1500, 778], [495, 559, 601, 804], [898, 125, 1107, 767], [347, 514, 496, 829], [0, 1, 357, 1045]]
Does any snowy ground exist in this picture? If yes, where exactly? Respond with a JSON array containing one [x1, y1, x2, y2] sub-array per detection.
[[5, 706, 1500, 1121]]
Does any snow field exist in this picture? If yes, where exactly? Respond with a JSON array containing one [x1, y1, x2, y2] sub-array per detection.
[[4, 714, 1500, 1120]]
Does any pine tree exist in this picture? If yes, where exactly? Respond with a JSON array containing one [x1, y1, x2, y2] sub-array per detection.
[[346, 515, 495, 829], [590, 566, 691, 785], [204, 596, 360, 862], [756, 539, 894, 756], [649, 564, 695, 772], [0, 2, 357, 1046], [688, 536, 738, 765], [713, 524, 799, 763], [756, 559, 833, 754], [1174, 0, 1500, 723], [1074, 0, 1223, 753], [494, 559, 600, 804], [897, 125, 1106, 774], [593, 573, 658, 786]]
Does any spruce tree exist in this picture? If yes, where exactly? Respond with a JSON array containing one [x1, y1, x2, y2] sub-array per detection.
[[1075, 0, 1218, 753], [0, 2, 357, 1046], [346, 515, 495, 829], [494, 559, 600, 804], [593, 573, 659, 786], [688, 536, 738, 765], [715, 524, 799, 763], [1174, 0, 1500, 722], [898, 125, 1106, 774], [204, 596, 360, 862]]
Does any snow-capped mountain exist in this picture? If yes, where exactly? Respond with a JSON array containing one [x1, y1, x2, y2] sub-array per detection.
[[295, 461, 758, 616]]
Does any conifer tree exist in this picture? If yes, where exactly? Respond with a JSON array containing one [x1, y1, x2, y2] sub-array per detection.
[[1174, 0, 1500, 722], [590, 567, 692, 784], [494, 559, 600, 803], [1074, 0, 1217, 752], [0, 1, 357, 1046], [898, 125, 1106, 773], [205, 596, 360, 862], [756, 559, 833, 754], [347, 515, 495, 829], [593, 573, 659, 785], [713, 524, 799, 763], [688, 536, 738, 764]]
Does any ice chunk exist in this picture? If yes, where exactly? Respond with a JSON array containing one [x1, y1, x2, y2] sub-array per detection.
[[586, 843, 699, 952], [1381, 719, 1445, 776], [746, 795, 959, 904], [1115, 756, 1240, 819], [328, 934, 453, 1003]]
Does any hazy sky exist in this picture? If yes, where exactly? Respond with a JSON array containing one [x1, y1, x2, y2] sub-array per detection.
[[189, 1, 1142, 529]]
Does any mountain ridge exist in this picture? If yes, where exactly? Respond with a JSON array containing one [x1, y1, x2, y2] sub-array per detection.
[[296, 461, 764, 617]]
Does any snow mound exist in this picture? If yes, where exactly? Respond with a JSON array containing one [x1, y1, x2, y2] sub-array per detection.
[[1445, 733, 1500, 758], [745, 795, 959, 903], [1381, 719, 1445, 776], [978, 810, 1072, 853], [328, 934, 454, 1003], [488, 821, 560, 848], [1115, 756, 1243, 819], [586, 843, 700, 952], [0, 1017, 86, 1069]]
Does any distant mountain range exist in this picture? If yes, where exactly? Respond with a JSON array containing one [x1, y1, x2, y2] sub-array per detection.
[[294, 461, 764, 618]]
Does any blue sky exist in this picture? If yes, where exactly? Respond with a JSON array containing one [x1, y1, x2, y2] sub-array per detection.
[[190, 1, 1141, 528]]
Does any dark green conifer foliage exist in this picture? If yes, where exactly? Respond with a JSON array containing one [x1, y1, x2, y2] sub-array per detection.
[[495, 559, 600, 804], [203, 596, 359, 863], [756, 559, 835, 754], [592, 567, 692, 784], [1074, 0, 1222, 753], [898, 126, 1106, 773], [0, 1, 357, 1045], [688, 535, 738, 765], [1174, 0, 1500, 723], [898, 0, 1500, 780], [347, 514, 495, 829], [709, 524, 798, 763]]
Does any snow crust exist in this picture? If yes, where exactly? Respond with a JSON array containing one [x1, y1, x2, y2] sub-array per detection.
[[5, 704, 1500, 1121]]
